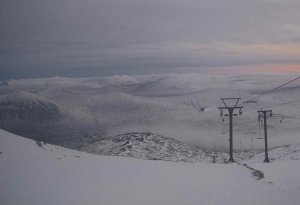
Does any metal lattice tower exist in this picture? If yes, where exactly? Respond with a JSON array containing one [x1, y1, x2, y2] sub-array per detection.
[[218, 98, 243, 163]]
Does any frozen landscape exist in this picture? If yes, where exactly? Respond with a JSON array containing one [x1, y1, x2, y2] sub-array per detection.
[[0, 73, 300, 204], [1, 1, 300, 204], [1, 73, 299, 151], [1, 129, 300, 205]]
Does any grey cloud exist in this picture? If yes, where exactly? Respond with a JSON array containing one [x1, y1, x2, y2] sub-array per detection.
[[0, 0, 300, 79]]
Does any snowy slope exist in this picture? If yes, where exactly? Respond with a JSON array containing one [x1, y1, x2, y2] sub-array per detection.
[[79, 132, 257, 163], [0, 91, 62, 121], [246, 143, 300, 163], [1, 129, 300, 205], [80, 132, 206, 162], [0, 90, 104, 147]]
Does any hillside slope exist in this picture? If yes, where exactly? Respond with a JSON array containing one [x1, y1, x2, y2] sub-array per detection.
[[80, 132, 205, 162], [1, 129, 300, 205], [0, 91, 104, 147]]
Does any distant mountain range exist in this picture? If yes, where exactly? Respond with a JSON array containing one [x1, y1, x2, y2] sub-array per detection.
[[1, 74, 300, 151]]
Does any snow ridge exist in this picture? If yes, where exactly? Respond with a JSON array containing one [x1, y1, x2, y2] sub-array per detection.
[[80, 132, 206, 162]]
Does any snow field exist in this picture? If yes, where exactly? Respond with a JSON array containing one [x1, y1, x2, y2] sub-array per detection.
[[1, 129, 300, 205]]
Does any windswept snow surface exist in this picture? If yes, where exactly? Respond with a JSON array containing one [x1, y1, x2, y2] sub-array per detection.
[[1, 129, 300, 205]]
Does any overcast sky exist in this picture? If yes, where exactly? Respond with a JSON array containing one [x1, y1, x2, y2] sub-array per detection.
[[0, 0, 300, 80]]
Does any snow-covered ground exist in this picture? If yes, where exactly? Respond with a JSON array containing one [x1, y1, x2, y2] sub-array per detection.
[[1, 129, 300, 205]]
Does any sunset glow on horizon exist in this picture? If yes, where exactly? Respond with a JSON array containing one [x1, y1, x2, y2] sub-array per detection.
[[215, 64, 300, 75]]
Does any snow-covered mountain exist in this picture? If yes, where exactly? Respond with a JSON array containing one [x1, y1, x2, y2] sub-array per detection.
[[0, 91, 63, 140], [0, 90, 103, 147], [80, 132, 206, 162], [0, 90, 63, 121]]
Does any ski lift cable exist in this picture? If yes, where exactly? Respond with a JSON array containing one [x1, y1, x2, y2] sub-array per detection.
[[180, 75, 300, 111], [243, 99, 300, 113], [180, 98, 300, 116], [259, 99, 300, 109], [243, 75, 300, 103]]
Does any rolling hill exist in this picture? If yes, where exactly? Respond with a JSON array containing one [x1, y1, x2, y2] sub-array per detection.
[[80, 132, 206, 162]]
